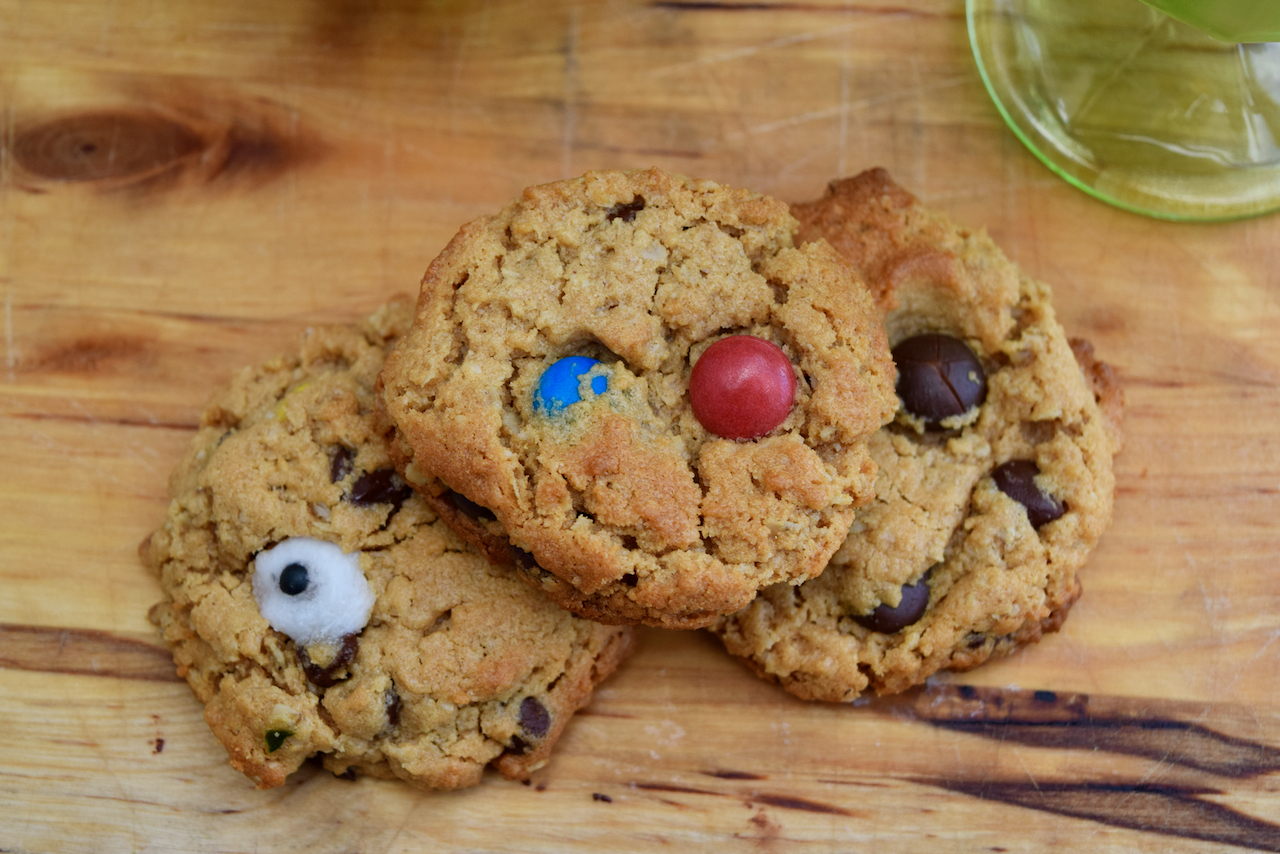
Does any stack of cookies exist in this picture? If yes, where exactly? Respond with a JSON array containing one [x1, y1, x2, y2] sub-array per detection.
[[142, 167, 1121, 790]]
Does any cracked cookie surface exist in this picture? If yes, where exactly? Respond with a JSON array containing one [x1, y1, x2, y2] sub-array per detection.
[[379, 168, 898, 629], [141, 300, 633, 789], [712, 169, 1123, 702]]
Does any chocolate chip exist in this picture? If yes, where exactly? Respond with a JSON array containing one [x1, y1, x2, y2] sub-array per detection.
[[299, 633, 359, 688], [447, 489, 496, 521], [329, 446, 354, 483], [519, 696, 551, 739], [349, 468, 412, 508], [991, 460, 1064, 528], [892, 334, 986, 428], [385, 688, 401, 728], [606, 196, 645, 223], [852, 571, 931, 633]]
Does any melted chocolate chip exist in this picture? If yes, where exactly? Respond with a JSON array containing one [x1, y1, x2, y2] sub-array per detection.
[[447, 489, 496, 521], [278, 563, 309, 596], [519, 696, 551, 739], [349, 469, 412, 508], [385, 688, 401, 728], [892, 334, 987, 428], [329, 446, 354, 483], [509, 547, 539, 573], [606, 196, 645, 223], [992, 460, 1065, 528], [853, 572, 931, 633], [299, 633, 359, 688]]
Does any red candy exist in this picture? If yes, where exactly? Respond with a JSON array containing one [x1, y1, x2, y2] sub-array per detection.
[[690, 335, 797, 439]]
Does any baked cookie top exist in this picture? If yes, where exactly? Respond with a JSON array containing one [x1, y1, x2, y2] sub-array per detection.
[[141, 300, 633, 790], [713, 169, 1122, 702], [379, 168, 898, 629]]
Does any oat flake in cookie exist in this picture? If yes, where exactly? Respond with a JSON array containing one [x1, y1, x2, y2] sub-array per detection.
[[141, 300, 633, 790], [712, 169, 1123, 702], [379, 168, 898, 629]]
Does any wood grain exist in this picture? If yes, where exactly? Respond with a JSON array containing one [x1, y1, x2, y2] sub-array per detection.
[[3, 0, 1280, 851]]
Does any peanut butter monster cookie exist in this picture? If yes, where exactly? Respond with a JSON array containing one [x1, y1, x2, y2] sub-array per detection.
[[712, 170, 1123, 702], [380, 168, 898, 629], [142, 300, 633, 789]]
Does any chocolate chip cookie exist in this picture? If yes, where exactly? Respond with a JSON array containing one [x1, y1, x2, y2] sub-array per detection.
[[141, 300, 634, 789], [379, 168, 898, 629], [712, 169, 1123, 702]]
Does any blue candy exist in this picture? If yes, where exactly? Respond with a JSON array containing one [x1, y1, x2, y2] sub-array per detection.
[[535, 356, 608, 415]]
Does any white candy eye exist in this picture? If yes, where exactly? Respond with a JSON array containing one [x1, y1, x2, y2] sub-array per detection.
[[251, 537, 375, 646]]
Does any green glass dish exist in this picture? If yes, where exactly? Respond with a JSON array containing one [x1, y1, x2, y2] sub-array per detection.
[[1141, 0, 1280, 44], [968, 0, 1280, 220]]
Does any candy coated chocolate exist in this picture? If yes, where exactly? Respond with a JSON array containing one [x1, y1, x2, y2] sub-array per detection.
[[992, 460, 1065, 528], [535, 356, 608, 415], [689, 336, 796, 440], [892, 333, 986, 427]]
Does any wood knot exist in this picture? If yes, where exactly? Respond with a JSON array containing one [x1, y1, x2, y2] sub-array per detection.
[[10, 105, 318, 191], [11, 111, 205, 184]]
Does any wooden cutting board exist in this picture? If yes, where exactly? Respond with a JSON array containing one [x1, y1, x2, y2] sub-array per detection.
[[3, 1, 1279, 850]]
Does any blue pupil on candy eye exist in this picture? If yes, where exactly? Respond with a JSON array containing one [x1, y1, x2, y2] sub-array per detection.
[[535, 356, 607, 415]]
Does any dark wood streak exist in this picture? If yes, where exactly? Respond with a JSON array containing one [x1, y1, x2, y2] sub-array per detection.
[[21, 333, 157, 376], [902, 685, 1280, 849], [9, 410, 198, 431], [0, 623, 180, 683], [910, 685, 1280, 779], [927, 781, 1280, 853], [633, 781, 718, 796], [703, 769, 767, 780], [651, 1, 946, 16], [750, 793, 856, 817], [638, 779, 855, 818], [935, 716, 1280, 779]]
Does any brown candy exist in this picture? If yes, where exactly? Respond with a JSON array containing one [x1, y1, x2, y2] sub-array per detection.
[[892, 333, 986, 428], [992, 460, 1065, 528]]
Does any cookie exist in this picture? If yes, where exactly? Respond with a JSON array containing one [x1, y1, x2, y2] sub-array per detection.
[[712, 169, 1123, 702], [141, 299, 634, 790], [379, 167, 898, 629]]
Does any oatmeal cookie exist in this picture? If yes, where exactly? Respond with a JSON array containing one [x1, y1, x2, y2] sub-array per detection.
[[141, 300, 633, 789], [712, 169, 1122, 701], [379, 168, 897, 629]]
